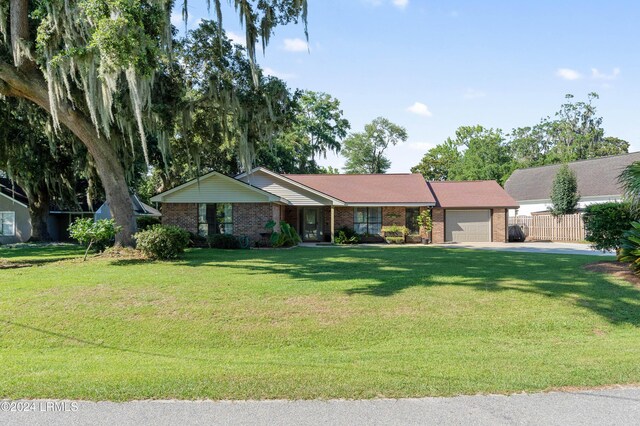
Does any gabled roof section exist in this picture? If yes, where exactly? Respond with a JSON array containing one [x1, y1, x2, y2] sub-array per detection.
[[283, 173, 436, 205], [505, 152, 640, 201], [428, 181, 519, 209], [150, 171, 287, 204], [0, 177, 28, 207], [238, 167, 346, 205]]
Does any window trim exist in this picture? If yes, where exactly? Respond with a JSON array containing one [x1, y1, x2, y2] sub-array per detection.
[[0, 211, 16, 237]]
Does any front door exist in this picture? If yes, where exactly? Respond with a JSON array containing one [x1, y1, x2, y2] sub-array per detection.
[[302, 207, 321, 241]]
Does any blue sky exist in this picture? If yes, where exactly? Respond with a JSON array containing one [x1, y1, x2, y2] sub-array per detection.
[[175, 0, 640, 172]]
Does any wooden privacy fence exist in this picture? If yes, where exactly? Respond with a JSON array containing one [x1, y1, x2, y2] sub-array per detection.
[[509, 213, 585, 242]]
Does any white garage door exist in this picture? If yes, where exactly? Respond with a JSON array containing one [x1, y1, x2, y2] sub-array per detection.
[[445, 210, 491, 242]]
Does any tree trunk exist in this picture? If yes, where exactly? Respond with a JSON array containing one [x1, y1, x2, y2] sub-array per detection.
[[0, 62, 137, 246], [25, 183, 51, 242]]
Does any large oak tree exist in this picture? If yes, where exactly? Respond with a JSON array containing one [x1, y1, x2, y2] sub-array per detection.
[[0, 0, 308, 245]]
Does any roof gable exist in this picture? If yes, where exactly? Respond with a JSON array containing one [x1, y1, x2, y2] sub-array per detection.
[[504, 152, 640, 201], [150, 171, 284, 204], [237, 168, 344, 206]]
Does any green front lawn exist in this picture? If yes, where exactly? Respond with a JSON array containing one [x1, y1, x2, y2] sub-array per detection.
[[0, 245, 638, 400]]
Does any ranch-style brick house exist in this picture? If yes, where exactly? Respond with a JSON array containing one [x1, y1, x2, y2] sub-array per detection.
[[150, 167, 519, 245]]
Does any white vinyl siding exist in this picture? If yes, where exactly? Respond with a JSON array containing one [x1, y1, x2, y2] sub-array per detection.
[[0, 211, 16, 236], [238, 171, 332, 206], [445, 210, 491, 242], [162, 174, 272, 203]]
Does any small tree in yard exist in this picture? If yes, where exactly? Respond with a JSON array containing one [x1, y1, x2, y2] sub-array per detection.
[[416, 210, 433, 243], [550, 164, 580, 216], [68, 219, 121, 261], [583, 202, 636, 253]]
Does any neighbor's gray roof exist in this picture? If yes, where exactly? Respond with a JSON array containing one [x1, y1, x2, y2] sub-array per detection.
[[504, 152, 640, 201]]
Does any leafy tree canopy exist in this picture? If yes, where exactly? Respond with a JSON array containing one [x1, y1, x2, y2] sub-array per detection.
[[343, 117, 407, 174], [549, 164, 580, 216]]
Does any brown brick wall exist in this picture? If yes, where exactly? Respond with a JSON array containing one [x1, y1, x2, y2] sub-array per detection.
[[432, 208, 445, 243], [161, 203, 198, 235], [234, 203, 278, 244], [492, 208, 507, 243], [334, 207, 354, 230], [284, 206, 298, 232], [382, 206, 406, 227]]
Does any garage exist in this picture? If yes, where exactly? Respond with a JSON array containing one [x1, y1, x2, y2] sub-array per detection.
[[445, 209, 491, 242]]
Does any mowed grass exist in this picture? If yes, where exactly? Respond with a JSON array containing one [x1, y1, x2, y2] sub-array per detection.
[[0, 245, 638, 401]]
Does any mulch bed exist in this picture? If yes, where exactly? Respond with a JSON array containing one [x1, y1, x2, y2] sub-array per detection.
[[584, 261, 640, 288]]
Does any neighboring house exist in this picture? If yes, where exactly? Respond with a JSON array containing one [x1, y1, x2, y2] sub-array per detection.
[[0, 177, 159, 243], [504, 152, 640, 216], [0, 178, 31, 244], [150, 167, 518, 244], [94, 194, 161, 221]]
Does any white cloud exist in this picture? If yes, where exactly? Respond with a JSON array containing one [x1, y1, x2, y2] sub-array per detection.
[[170, 12, 183, 27], [556, 68, 582, 81], [263, 67, 296, 80], [591, 67, 620, 81], [407, 102, 432, 117], [407, 142, 436, 151], [283, 38, 308, 52], [463, 88, 486, 99], [392, 0, 409, 9], [227, 31, 246, 46]]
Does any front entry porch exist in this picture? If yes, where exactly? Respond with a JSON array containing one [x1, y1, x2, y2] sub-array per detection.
[[284, 206, 335, 243]]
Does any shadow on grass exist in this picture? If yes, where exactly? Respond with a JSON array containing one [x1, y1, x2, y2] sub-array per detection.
[[171, 246, 640, 327], [0, 244, 84, 267]]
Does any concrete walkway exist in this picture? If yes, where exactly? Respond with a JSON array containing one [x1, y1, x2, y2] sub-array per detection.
[[433, 241, 614, 256], [2, 387, 639, 426]]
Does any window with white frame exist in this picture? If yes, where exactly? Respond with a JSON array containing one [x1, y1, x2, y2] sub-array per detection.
[[353, 207, 382, 235], [0, 212, 16, 236]]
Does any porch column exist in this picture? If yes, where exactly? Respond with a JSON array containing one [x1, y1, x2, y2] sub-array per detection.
[[330, 205, 335, 243]]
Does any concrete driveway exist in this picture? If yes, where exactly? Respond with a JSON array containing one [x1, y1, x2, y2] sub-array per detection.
[[434, 241, 614, 256], [2, 387, 639, 426]]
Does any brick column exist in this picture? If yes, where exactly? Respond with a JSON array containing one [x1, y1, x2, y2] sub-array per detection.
[[492, 208, 507, 242], [432, 208, 445, 243]]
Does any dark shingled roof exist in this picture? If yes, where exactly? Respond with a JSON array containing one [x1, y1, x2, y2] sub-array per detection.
[[428, 181, 519, 209], [0, 177, 28, 205], [283, 173, 436, 204], [504, 152, 640, 202]]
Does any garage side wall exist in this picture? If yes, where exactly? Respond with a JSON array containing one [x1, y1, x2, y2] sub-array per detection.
[[491, 208, 507, 243]]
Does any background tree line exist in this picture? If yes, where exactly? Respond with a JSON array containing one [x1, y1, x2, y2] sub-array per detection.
[[411, 93, 629, 184]]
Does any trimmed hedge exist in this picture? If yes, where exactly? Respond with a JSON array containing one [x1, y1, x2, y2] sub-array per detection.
[[134, 225, 190, 260], [584, 202, 636, 252]]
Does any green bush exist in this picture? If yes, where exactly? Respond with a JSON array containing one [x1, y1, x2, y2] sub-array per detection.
[[617, 221, 640, 273], [381, 225, 409, 237], [584, 202, 636, 252], [550, 164, 580, 216], [416, 210, 433, 234], [208, 234, 241, 249], [334, 226, 360, 244], [385, 236, 405, 244], [265, 220, 301, 248], [68, 218, 121, 261], [136, 216, 161, 231], [134, 225, 190, 260]]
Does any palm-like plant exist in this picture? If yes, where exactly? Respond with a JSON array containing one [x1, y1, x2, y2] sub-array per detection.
[[617, 222, 640, 273], [619, 161, 640, 209]]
